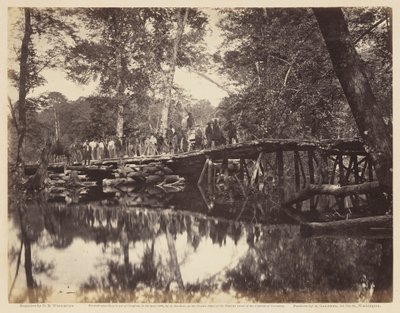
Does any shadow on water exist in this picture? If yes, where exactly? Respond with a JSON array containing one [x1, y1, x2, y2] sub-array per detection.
[[8, 184, 392, 303]]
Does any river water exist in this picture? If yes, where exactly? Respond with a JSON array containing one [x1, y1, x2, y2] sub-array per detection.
[[8, 185, 392, 303]]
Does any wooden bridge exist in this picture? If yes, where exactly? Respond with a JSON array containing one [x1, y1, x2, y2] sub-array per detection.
[[25, 138, 376, 206]]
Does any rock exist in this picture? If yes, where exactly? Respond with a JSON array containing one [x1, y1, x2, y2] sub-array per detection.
[[127, 172, 145, 178], [146, 175, 164, 184], [163, 175, 181, 184], [162, 167, 174, 175]]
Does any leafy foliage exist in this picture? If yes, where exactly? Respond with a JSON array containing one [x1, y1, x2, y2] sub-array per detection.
[[215, 8, 391, 140]]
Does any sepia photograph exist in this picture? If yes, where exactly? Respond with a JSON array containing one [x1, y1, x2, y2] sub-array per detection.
[[4, 1, 394, 306]]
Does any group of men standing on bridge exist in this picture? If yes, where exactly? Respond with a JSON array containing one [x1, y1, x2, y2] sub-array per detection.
[[65, 113, 239, 165]]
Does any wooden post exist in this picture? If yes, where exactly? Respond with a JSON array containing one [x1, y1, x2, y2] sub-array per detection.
[[294, 150, 301, 210], [353, 155, 360, 184], [360, 157, 368, 183], [294, 150, 301, 192], [239, 158, 245, 180], [276, 150, 284, 203], [338, 154, 345, 185], [330, 155, 339, 184], [368, 156, 374, 181], [243, 160, 251, 185], [207, 159, 214, 193], [345, 156, 354, 182], [319, 152, 329, 184], [297, 152, 307, 189], [308, 150, 315, 211]]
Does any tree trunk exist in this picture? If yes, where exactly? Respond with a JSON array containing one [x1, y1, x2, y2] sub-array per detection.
[[159, 8, 189, 134], [165, 225, 184, 289], [283, 181, 381, 206], [301, 215, 392, 235], [25, 142, 51, 191], [313, 8, 392, 190], [115, 51, 125, 139], [16, 8, 32, 165]]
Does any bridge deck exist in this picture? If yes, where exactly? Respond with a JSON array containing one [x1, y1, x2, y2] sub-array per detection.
[[25, 138, 366, 179], [92, 138, 365, 164], [88, 138, 365, 176]]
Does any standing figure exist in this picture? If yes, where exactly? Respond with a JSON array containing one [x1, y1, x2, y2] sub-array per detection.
[[147, 134, 157, 155], [166, 125, 175, 153], [157, 133, 164, 155], [108, 137, 116, 158], [82, 140, 91, 165], [224, 120, 238, 144], [194, 125, 203, 150], [98, 139, 105, 160], [127, 137, 134, 157], [174, 127, 183, 153], [212, 119, 225, 146], [115, 137, 122, 157], [187, 112, 194, 131], [134, 134, 141, 156], [205, 122, 213, 148], [89, 138, 97, 160]]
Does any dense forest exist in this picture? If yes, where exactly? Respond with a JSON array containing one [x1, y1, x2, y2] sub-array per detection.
[[8, 7, 392, 185]]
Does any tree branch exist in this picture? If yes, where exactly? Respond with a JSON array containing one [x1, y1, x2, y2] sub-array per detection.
[[354, 17, 387, 45], [190, 69, 232, 95]]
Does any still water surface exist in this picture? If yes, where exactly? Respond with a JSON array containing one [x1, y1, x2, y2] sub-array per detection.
[[8, 185, 392, 303]]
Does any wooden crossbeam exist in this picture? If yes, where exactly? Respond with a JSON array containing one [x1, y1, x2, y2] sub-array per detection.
[[197, 157, 209, 186], [251, 152, 264, 186]]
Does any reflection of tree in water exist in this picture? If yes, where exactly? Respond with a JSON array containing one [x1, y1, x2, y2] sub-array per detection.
[[80, 238, 159, 302], [9, 187, 392, 303], [71, 199, 253, 302], [8, 191, 53, 303], [222, 226, 391, 302]]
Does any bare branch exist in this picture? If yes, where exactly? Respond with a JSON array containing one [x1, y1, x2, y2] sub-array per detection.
[[354, 17, 387, 45], [190, 69, 232, 95]]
